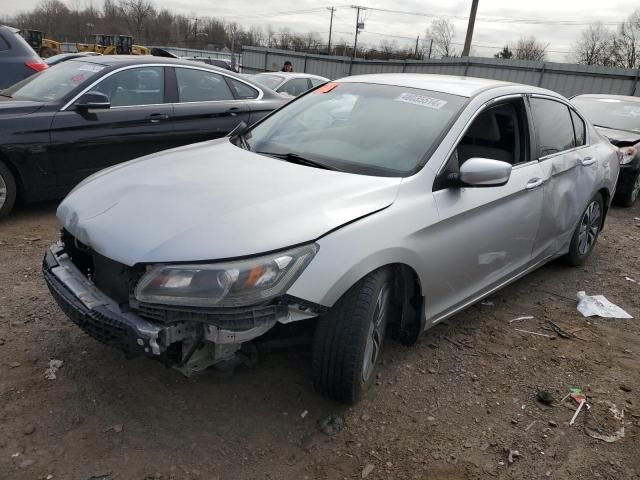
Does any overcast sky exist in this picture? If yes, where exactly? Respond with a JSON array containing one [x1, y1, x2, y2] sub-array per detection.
[[3, 0, 639, 61]]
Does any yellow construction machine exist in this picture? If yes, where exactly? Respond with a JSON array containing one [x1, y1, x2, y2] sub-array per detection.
[[19, 29, 62, 58], [76, 34, 149, 55]]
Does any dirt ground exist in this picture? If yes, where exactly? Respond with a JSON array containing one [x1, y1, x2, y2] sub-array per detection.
[[1, 200, 639, 480]]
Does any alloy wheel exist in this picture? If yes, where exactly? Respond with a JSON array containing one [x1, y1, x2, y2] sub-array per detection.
[[631, 175, 640, 203], [577, 200, 602, 256], [362, 284, 390, 382], [0, 174, 6, 211]]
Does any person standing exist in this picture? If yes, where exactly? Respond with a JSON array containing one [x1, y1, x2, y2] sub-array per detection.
[[281, 60, 293, 72]]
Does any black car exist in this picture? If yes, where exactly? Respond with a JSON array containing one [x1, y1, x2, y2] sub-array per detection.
[[44, 52, 102, 66], [572, 94, 640, 207], [0, 56, 285, 217], [0, 25, 48, 90]]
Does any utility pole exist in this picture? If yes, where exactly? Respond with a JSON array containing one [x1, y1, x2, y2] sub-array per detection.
[[462, 0, 479, 57], [428, 38, 433, 58], [414, 35, 420, 57], [349, 5, 365, 74], [327, 7, 335, 54]]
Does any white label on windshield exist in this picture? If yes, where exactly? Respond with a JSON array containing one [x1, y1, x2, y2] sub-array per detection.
[[395, 93, 447, 109], [78, 65, 104, 73]]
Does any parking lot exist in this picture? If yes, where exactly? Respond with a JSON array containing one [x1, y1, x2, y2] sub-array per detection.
[[0, 201, 637, 479]]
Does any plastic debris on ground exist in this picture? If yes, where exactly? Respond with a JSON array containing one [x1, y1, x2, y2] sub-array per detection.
[[44, 359, 63, 380], [509, 315, 534, 323], [585, 400, 625, 443], [576, 291, 633, 319]]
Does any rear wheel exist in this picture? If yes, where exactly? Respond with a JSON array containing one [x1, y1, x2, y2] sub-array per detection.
[[564, 193, 603, 266], [0, 161, 17, 219], [616, 172, 640, 208], [312, 268, 392, 403]]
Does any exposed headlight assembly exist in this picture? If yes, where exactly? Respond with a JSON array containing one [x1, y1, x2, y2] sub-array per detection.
[[134, 244, 318, 308], [620, 146, 637, 165]]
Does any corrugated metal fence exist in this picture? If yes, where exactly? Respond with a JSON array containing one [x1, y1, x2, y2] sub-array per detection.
[[242, 46, 640, 98]]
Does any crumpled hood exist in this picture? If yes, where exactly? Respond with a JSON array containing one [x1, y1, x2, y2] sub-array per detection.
[[595, 126, 640, 147], [0, 98, 44, 116], [58, 139, 402, 266]]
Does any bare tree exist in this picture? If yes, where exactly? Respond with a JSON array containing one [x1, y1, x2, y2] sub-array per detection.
[[494, 45, 513, 59], [615, 10, 640, 68], [121, 0, 155, 41], [514, 36, 547, 61], [426, 18, 456, 58], [570, 23, 616, 66]]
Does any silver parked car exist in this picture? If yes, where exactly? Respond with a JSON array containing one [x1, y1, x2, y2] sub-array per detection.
[[43, 74, 619, 403], [250, 72, 329, 97]]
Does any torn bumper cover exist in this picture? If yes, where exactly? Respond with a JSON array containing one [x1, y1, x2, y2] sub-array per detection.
[[42, 243, 301, 362]]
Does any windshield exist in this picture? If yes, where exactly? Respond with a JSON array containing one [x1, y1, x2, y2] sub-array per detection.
[[3, 60, 105, 102], [253, 74, 285, 90], [245, 82, 466, 176], [573, 97, 640, 133]]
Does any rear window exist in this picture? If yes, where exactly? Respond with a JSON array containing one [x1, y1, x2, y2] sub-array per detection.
[[252, 74, 284, 90], [0, 34, 9, 51]]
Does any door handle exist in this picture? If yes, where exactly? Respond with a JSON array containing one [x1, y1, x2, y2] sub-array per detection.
[[580, 157, 596, 167], [226, 107, 244, 116], [148, 113, 169, 123], [526, 178, 545, 190]]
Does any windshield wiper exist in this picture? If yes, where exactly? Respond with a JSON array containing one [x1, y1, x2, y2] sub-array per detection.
[[256, 151, 340, 171]]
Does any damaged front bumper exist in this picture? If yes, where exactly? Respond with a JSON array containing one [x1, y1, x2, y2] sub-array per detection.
[[43, 243, 319, 372]]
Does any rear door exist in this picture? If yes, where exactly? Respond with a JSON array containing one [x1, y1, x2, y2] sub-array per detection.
[[49, 65, 174, 189], [528, 96, 596, 260], [169, 66, 251, 145]]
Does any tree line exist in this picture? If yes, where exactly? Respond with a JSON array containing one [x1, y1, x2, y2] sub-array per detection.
[[2, 0, 640, 67]]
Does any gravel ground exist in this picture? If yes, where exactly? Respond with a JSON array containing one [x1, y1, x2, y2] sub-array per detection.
[[1, 201, 639, 480]]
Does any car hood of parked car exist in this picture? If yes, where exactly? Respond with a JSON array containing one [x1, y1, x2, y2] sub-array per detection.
[[595, 125, 640, 147], [57, 139, 403, 266], [0, 97, 44, 116]]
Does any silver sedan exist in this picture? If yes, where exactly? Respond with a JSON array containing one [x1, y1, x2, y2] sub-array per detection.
[[249, 72, 329, 97], [44, 74, 619, 403]]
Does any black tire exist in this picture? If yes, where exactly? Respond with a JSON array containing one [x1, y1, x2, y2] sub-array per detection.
[[312, 267, 392, 403], [615, 172, 640, 208], [0, 161, 17, 219], [564, 193, 604, 266]]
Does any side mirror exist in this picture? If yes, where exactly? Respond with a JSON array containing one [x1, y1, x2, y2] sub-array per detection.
[[74, 91, 110, 110], [457, 158, 512, 187]]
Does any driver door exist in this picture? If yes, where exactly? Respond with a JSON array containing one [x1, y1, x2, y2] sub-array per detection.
[[425, 96, 545, 320], [49, 66, 175, 190]]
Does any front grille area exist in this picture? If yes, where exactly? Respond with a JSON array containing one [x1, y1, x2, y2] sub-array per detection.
[[133, 301, 287, 330]]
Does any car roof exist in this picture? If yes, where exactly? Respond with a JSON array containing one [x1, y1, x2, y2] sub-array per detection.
[[256, 72, 328, 80], [338, 74, 519, 98], [71, 55, 229, 69], [573, 93, 640, 103]]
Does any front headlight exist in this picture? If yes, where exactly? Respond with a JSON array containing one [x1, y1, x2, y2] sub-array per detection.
[[620, 146, 637, 165], [134, 244, 318, 308]]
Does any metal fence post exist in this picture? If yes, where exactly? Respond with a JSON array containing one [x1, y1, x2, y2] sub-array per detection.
[[402, 60, 407, 73], [463, 58, 471, 76], [263, 48, 269, 72], [538, 63, 546, 87], [303, 54, 308, 73], [630, 68, 640, 96]]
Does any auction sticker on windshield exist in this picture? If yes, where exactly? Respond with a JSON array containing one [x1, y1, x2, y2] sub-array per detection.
[[395, 92, 447, 109], [78, 64, 105, 73]]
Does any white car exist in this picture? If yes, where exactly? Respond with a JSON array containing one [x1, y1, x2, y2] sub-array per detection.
[[250, 72, 329, 97], [43, 74, 619, 402]]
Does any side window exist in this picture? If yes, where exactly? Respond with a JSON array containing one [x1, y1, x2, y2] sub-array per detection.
[[176, 68, 234, 102], [529, 98, 576, 157], [227, 77, 259, 99], [278, 78, 311, 97], [570, 110, 586, 147], [309, 78, 326, 88], [92, 67, 164, 107]]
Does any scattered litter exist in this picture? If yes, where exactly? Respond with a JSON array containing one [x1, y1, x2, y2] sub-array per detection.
[[576, 291, 632, 319], [103, 424, 123, 433], [514, 328, 555, 338], [317, 414, 344, 436], [9, 361, 21, 368], [525, 421, 537, 431], [44, 359, 63, 380], [506, 448, 521, 464], [24, 237, 41, 242], [300, 410, 308, 419], [537, 388, 555, 405], [546, 320, 576, 340], [585, 401, 625, 443], [509, 315, 534, 323], [361, 463, 375, 478], [11, 452, 21, 458], [625, 277, 637, 284], [480, 300, 494, 306], [567, 388, 587, 426], [86, 472, 112, 479]]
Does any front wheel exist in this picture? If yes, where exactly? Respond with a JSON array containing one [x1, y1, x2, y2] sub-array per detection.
[[0, 161, 17, 219], [564, 193, 604, 266], [312, 268, 392, 403], [616, 172, 640, 208]]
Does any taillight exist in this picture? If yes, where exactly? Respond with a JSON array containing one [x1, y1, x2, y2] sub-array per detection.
[[25, 61, 48, 72]]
